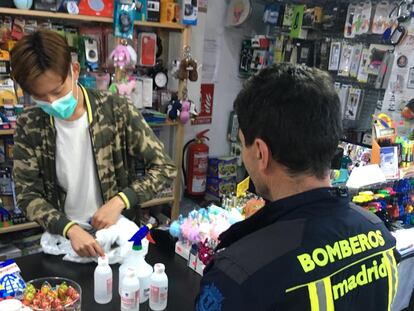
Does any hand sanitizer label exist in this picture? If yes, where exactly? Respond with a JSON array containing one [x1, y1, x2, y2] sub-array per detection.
[[121, 290, 139, 309]]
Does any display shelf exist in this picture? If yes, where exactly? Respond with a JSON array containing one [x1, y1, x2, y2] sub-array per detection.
[[148, 121, 179, 127], [0, 8, 185, 30], [0, 196, 173, 234], [140, 196, 174, 208], [0, 129, 15, 136], [0, 221, 39, 234]]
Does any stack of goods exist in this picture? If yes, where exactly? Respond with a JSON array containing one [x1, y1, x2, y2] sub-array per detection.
[[352, 178, 414, 228], [206, 156, 237, 199], [169, 193, 265, 275]]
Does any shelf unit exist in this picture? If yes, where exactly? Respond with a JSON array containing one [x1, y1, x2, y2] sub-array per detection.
[[0, 129, 14, 136], [0, 8, 190, 235], [0, 222, 40, 234], [0, 196, 174, 234], [0, 8, 185, 30]]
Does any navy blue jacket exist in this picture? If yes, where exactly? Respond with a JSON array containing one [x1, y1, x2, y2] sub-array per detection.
[[195, 188, 398, 311]]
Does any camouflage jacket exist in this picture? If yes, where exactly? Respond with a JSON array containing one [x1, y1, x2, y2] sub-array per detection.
[[13, 85, 176, 237]]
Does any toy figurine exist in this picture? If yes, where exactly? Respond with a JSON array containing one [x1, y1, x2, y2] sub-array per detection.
[[180, 100, 190, 123], [167, 94, 182, 120], [109, 43, 137, 70]]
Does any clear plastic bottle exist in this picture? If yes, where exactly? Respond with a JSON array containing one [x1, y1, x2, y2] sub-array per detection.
[[120, 267, 140, 311], [119, 250, 153, 302], [94, 255, 113, 304], [149, 263, 168, 311]]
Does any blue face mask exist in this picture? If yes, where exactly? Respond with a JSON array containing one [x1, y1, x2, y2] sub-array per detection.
[[32, 72, 78, 120]]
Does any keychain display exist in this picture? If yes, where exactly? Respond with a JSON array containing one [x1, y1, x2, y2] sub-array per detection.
[[114, 1, 135, 39], [178, 46, 198, 82]]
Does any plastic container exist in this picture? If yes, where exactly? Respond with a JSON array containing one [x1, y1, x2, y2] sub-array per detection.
[[119, 249, 153, 303], [149, 263, 168, 311], [13, 0, 33, 10], [0, 299, 24, 311], [94, 256, 113, 304], [26, 277, 82, 311], [120, 268, 140, 311]]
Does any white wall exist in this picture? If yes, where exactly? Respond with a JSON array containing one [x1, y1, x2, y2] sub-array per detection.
[[184, 0, 266, 157]]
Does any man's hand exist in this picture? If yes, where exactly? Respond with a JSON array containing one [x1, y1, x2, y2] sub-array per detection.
[[67, 225, 105, 257], [91, 195, 125, 230]]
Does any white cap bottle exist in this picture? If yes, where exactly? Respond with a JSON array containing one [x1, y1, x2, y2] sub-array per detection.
[[149, 263, 168, 311], [94, 255, 113, 304], [120, 267, 140, 311], [119, 249, 153, 303]]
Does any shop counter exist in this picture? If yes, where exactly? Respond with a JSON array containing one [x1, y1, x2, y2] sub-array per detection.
[[15, 244, 201, 311]]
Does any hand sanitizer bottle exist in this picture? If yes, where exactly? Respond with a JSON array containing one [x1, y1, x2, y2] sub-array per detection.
[[149, 263, 168, 311], [120, 267, 140, 311], [94, 255, 113, 304]]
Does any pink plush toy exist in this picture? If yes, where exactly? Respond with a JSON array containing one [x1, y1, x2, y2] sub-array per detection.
[[180, 100, 190, 123], [110, 44, 135, 69], [116, 80, 136, 97]]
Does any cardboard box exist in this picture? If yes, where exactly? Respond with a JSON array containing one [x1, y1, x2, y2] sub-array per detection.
[[207, 176, 236, 198], [195, 257, 206, 276], [175, 241, 191, 260], [208, 156, 237, 179], [187, 244, 198, 271]]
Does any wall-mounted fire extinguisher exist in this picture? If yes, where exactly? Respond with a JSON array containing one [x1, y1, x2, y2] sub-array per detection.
[[183, 129, 209, 196]]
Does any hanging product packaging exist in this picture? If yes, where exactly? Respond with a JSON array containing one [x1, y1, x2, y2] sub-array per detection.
[[355, 1, 372, 35], [181, 0, 198, 25], [344, 3, 357, 38], [371, 1, 394, 34], [114, 0, 135, 39]]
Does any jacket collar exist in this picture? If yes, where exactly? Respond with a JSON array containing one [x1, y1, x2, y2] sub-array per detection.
[[216, 187, 349, 251]]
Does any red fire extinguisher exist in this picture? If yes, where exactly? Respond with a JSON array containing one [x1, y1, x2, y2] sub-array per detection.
[[183, 129, 209, 196]]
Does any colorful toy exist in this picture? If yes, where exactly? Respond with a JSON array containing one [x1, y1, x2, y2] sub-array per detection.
[[167, 94, 182, 121], [180, 100, 190, 123], [109, 43, 137, 70], [197, 239, 214, 265]]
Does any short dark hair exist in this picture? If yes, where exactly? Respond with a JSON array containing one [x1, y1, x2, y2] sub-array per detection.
[[234, 63, 342, 179], [10, 30, 71, 94]]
